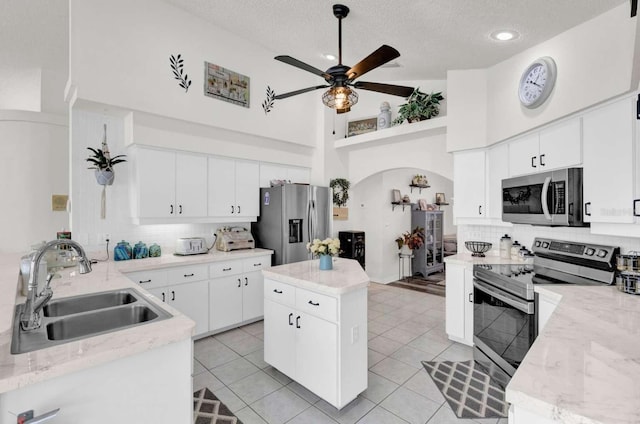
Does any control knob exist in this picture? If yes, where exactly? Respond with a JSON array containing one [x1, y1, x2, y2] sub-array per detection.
[[597, 249, 608, 258]]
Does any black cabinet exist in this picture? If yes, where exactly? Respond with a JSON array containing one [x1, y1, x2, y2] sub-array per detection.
[[338, 231, 365, 269]]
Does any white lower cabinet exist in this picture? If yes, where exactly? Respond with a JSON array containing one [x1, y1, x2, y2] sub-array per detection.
[[263, 278, 366, 409], [149, 281, 209, 335], [445, 263, 474, 346], [209, 256, 270, 332]]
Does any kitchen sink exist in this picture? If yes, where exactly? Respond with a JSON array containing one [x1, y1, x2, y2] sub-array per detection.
[[11, 288, 171, 354], [43, 290, 137, 317]]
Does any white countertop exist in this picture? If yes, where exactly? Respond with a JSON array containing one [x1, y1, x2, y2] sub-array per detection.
[[444, 252, 526, 267], [506, 284, 640, 424], [263, 257, 369, 295], [0, 248, 272, 394]]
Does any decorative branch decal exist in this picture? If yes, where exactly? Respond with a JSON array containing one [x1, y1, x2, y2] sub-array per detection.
[[169, 54, 192, 92], [262, 86, 276, 114]]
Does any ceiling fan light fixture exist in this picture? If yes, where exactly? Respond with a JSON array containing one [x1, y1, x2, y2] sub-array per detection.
[[322, 86, 358, 110]]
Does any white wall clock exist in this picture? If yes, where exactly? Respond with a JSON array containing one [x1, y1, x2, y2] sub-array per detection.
[[518, 56, 557, 109]]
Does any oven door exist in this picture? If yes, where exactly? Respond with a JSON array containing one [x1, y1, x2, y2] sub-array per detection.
[[473, 279, 537, 381], [502, 169, 570, 226]]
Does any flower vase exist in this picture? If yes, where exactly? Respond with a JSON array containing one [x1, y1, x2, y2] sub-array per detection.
[[400, 245, 413, 256], [319, 254, 333, 270]]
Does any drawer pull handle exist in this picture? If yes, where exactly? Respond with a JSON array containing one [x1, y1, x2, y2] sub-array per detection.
[[273, 289, 283, 294], [288, 313, 293, 325], [223, 267, 232, 271], [253, 263, 262, 267], [296, 315, 301, 329], [139, 279, 151, 284], [308, 300, 320, 306], [183, 273, 194, 277]]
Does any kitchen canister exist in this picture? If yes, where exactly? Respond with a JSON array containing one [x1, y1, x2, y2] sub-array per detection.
[[499, 234, 512, 259], [114, 240, 132, 261], [149, 243, 162, 257], [133, 241, 149, 259], [510, 241, 521, 259]]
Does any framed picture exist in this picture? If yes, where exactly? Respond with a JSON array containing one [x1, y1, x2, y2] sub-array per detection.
[[204, 62, 250, 108], [347, 117, 377, 137], [392, 189, 401, 203], [436, 192, 447, 204]]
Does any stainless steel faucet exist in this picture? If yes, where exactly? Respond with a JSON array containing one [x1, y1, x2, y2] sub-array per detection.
[[20, 240, 92, 331]]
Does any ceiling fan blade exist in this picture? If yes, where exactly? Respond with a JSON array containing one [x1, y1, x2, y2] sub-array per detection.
[[346, 45, 400, 81], [353, 81, 414, 98], [275, 56, 332, 81], [274, 85, 330, 100]]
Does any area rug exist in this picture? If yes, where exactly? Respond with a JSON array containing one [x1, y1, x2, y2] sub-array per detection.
[[422, 360, 508, 419], [388, 273, 446, 296], [193, 388, 243, 424]]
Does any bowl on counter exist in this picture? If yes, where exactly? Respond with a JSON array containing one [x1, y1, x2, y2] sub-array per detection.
[[465, 241, 492, 257]]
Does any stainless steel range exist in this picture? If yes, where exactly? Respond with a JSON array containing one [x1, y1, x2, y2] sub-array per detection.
[[472, 237, 619, 387]]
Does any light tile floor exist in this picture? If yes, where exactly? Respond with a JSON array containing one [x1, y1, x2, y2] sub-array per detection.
[[193, 282, 509, 424]]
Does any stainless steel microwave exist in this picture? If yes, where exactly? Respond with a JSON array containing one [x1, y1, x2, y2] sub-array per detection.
[[502, 167, 587, 226]]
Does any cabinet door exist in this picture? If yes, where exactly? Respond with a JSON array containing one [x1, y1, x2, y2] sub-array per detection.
[[234, 160, 259, 217], [242, 271, 264, 321], [508, 134, 539, 177], [287, 167, 310, 184], [170, 281, 209, 335], [209, 275, 243, 332], [453, 150, 486, 219], [463, 269, 474, 346], [175, 153, 207, 217], [136, 149, 176, 218], [583, 97, 635, 223], [208, 157, 236, 217], [295, 312, 338, 404], [486, 143, 509, 220], [538, 118, 582, 171], [445, 264, 466, 342], [263, 299, 296, 378]]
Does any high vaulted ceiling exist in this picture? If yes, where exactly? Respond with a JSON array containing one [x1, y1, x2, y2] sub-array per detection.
[[162, 0, 629, 81]]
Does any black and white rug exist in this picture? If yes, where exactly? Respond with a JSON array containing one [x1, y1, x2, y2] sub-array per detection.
[[422, 360, 508, 419], [389, 273, 446, 296], [193, 388, 243, 424]]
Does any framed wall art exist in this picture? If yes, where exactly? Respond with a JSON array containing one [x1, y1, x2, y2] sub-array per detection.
[[347, 117, 377, 137], [204, 62, 250, 108]]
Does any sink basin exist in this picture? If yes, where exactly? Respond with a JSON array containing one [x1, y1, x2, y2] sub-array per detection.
[[46, 305, 158, 341], [11, 288, 171, 354], [44, 290, 137, 317]]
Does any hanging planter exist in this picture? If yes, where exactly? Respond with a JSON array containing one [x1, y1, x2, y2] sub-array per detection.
[[86, 124, 127, 218]]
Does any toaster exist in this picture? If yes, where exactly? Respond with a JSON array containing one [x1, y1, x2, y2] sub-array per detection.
[[175, 237, 208, 255]]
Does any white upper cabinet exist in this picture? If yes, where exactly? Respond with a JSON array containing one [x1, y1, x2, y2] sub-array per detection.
[[208, 157, 259, 219], [453, 149, 486, 220], [508, 118, 582, 177], [259, 163, 310, 187], [134, 148, 207, 220], [583, 96, 636, 224], [486, 142, 510, 220]]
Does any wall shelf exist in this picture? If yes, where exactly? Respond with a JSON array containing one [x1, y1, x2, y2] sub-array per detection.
[[391, 202, 413, 211], [334, 116, 447, 151], [410, 184, 430, 193]]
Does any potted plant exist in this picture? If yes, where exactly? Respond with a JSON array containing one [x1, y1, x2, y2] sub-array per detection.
[[392, 89, 444, 125], [307, 237, 341, 270], [86, 147, 127, 185], [395, 226, 426, 254], [412, 174, 428, 187]]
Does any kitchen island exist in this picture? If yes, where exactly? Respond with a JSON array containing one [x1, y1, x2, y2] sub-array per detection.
[[262, 257, 369, 409], [0, 252, 195, 423]]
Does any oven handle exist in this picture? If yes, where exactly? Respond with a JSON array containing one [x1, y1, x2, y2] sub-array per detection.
[[473, 279, 535, 314], [541, 176, 552, 221]]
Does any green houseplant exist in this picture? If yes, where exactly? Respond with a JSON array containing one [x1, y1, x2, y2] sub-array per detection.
[[392, 89, 444, 125], [86, 147, 127, 186], [395, 226, 426, 251]]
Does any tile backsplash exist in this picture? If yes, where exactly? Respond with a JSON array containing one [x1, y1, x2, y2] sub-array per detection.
[[458, 224, 640, 255]]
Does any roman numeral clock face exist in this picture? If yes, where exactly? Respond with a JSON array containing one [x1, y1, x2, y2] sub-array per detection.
[[518, 57, 557, 109]]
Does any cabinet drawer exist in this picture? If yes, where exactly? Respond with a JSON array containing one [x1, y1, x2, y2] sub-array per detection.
[[242, 255, 270, 273], [125, 269, 168, 290], [264, 279, 295, 306], [166, 264, 208, 283], [209, 260, 242, 277], [295, 288, 337, 322]]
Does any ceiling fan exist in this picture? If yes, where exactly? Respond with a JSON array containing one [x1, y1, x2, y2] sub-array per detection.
[[273, 4, 415, 114]]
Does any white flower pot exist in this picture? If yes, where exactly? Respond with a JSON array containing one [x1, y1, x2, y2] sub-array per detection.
[[95, 170, 115, 186]]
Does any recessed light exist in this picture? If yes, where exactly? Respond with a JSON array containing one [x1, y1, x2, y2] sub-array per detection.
[[324, 53, 336, 61], [490, 30, 519, 41]]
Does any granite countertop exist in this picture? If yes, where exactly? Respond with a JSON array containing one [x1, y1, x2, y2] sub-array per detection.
[[444, 252, 526, 267], [507, 284, 640, 424], [114, 248, 273, 273], [0, 248, 271, 394], [263, 257, 369, 295]]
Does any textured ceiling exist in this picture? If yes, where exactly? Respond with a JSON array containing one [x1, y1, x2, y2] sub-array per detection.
[[162, 0, 629, 80]]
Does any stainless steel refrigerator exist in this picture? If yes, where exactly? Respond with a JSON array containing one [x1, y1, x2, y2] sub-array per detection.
[[252, 184, 332, 266]]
